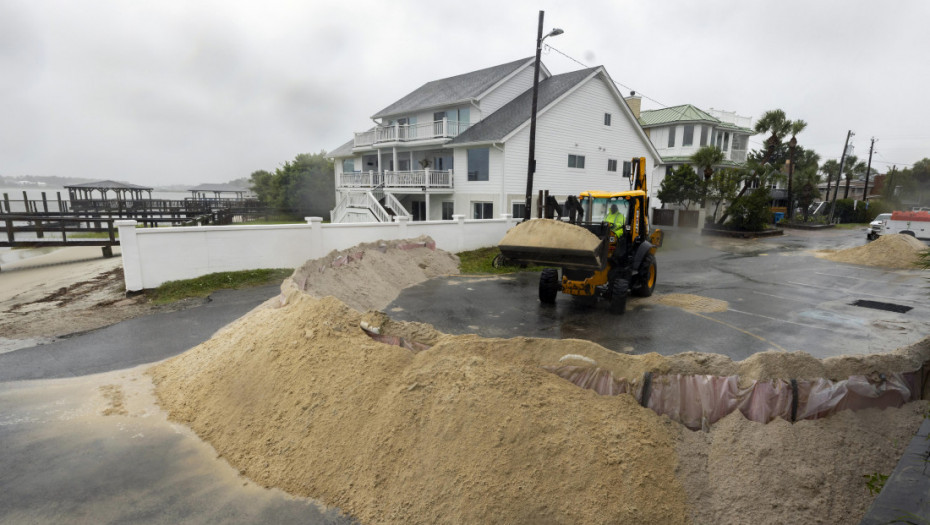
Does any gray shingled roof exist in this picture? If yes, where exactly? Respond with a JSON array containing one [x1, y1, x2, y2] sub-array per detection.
[[328, 138, 355, 159], [371, 57, 533, 119], [448, 67, 598, 145]]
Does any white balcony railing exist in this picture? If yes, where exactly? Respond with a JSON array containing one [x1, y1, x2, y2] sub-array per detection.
[[338, 169, 453, 190], [353, 119, 469, 147]]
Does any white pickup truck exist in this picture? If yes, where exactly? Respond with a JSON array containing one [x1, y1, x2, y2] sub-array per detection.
[[867, 211, 930, 241]]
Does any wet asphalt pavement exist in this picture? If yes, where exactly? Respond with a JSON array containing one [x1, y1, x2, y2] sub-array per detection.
[[1, 228, 928, 524], [0, 284, 282, 382], [1, 283, 357, 525], [388, 228, 930, 360]]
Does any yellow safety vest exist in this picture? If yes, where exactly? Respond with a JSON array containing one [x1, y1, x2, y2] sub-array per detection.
[[605, 212, 625, 234]]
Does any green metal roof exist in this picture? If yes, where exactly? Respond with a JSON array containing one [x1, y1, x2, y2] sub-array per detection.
[[638, 104, 719, 127], [659, 156, 744, 167], [715, 121, 755, 133]]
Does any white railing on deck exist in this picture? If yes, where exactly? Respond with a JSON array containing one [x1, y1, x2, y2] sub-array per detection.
[[353, 119, 471, 147], [383, 193, 410, 218], [330, 195, 349, 222], [338, 170, 453, 189]]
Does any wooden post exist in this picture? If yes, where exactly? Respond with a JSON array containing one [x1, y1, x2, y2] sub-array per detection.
[[2, 193, 9, 213]]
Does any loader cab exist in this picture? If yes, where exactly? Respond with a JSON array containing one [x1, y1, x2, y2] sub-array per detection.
[[581, 195, 630, 228]]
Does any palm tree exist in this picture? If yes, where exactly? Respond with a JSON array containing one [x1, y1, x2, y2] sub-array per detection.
[[786, 120, 807, 219], [821, 159, 840, 202], [716, 109, 792, 225], [842, 156, 866, 199], [754, 109, 792, 165], [691, 145, 725, 208]]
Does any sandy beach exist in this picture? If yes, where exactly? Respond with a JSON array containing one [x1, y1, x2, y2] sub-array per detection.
[[0, 246, 190, 353]]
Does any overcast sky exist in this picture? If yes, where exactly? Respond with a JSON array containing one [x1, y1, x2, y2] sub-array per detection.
[[2, 0, 927, 186]]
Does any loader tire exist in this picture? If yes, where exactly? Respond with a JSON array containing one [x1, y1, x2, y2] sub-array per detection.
[[631, 254, 657, 298], [609, 277, 628, 315], [539, 268, 560, 304]]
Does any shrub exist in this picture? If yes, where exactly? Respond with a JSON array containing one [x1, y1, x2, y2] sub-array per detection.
[[725, 187, 772, 231]]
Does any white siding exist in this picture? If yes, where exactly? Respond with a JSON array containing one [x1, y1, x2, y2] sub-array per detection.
[[479, 65, 536, 119], [500, 75, 655, 201]]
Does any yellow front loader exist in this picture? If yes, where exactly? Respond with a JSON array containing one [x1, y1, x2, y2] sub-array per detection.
[[498, 157, 663, 314]]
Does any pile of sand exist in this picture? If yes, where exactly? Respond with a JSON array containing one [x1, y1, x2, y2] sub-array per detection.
[[151, 292, 689, 524], [150, 238, 930, 524], [498, 218, 601, 252], [818, 233, 928, 268], [289, 236, 460, 311]]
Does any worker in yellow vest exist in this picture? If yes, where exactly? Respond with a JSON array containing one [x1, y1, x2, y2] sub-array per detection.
[[605, 204, 625, 236]]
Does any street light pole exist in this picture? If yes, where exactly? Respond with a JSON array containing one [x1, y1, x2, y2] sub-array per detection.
[[523, 11, 562, 222]]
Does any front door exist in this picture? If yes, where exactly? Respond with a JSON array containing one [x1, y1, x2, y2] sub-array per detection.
[[411, 200, 426, 221]]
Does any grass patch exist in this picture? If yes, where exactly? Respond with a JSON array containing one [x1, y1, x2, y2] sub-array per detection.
[[146, 268, 293, 304], [457, 247, 543, 274], [71, 231, 119, 239]]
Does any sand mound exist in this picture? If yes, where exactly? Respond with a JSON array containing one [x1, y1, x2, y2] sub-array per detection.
[[150, 292, 689, 525], [498, 218, 600, 252], [289, 236, 460, 311], [643, 293, 729, 313], [818, 233, 927, 268]]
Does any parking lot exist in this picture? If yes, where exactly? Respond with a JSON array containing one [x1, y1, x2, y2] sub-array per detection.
[[388, 228, 930, 360]]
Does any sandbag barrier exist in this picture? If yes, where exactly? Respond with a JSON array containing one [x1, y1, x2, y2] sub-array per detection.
[[544, 365, 924, 430], [360, 324, 927, 431]]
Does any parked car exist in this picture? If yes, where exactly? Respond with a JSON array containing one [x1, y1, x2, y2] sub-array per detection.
[[867, 213, 892, 241]]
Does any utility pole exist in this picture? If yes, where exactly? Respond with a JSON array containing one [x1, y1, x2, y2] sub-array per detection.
[[828, 130, 854, 222], [863, 137, 876, 202], [523, 11, 563, 222], [888, 165, 897, 199]]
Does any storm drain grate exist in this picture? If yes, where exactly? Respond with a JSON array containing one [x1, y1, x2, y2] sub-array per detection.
[[851, 299, 913, 314]]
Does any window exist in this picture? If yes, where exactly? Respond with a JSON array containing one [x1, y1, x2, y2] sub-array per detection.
[[607, 159, 618, 172], [342, 159, 355, 172], [442, 202, 454, 220], [568, 154, 586, 169], [715, 132, 723, 149], [667, 126, 676, 147], [473, 202, 493, 219], [512, 202, 526, 219], [723, 132, 730, 151], [604, 113, 612, 126], [683, 125, 694, 147], [467, 148, 489, 181], [700, 126, 708, 146]]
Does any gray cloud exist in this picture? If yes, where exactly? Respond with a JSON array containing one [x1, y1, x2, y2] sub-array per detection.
[[1, 0, 927, 185]]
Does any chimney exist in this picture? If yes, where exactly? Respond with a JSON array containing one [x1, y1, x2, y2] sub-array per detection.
[[625, 91, 642, 119]]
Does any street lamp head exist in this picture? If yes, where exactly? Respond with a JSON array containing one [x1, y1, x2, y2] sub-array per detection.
[[547, 28, 564, 38]]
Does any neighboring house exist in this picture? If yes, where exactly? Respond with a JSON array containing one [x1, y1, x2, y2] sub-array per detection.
[[637, 104, 754, 179], [328, 58, 661, 223]]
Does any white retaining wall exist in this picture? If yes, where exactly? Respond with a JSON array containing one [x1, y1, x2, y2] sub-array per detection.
[[117, 215, 519, 292]]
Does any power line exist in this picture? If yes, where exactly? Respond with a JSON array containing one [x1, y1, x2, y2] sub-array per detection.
[[544, 44, 692, 122]]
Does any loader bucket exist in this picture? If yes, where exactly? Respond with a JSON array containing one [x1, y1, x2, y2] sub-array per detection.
[[498, 219, 609, 270]]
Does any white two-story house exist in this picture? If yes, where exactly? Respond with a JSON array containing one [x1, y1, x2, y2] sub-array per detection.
[[636, 104, 754, 179], [328, 58, 661, 223]]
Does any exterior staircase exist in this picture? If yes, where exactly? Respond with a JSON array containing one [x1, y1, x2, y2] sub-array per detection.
[[330, 190, 411, 223]]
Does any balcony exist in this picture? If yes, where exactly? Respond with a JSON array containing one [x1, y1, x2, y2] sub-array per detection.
[[354, 120, 469, 148], [338, 169, 454, 190]]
